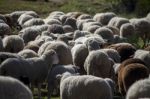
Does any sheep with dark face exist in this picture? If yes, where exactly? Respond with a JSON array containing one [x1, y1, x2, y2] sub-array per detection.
[[3, 35, 24, 53], [0, 76, 33, 99], [84, 50, 115, 79], [107, 43, 136, 62], [126, 79, 150, 99], [60, 73, 113, 99], [118, 58, 149, 95], [47, 65, 80, 99]]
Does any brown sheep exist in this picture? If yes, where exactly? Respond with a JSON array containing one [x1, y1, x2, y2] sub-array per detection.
[[107, 43, 136, 62], [118, 58, 149, 96]]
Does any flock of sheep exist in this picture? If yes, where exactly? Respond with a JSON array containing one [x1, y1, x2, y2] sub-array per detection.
[[0, 10, 150, 99]]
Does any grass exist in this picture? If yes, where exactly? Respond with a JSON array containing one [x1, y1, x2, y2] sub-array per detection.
[[0, 0, 136, 18]]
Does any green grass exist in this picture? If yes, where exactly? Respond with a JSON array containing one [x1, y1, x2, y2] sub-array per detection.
[[0, 0, 136, 18]]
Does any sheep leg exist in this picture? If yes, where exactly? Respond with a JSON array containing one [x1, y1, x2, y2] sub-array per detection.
[[38, 83, 42, 99]]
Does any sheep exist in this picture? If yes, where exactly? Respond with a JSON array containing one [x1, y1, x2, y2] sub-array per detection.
[[47, 24, 64, 34], [3, 35, 25, 53], [130, 18, 150, 46], [19, 27, 41, 44], [107, 43, 136, 62], [93, 12, 116, 25], [108, 17, 130, 29], [105, 26, 120, 35], [76, 19, 94, 30], [0, 76, 33, 99], [18, 49, 38, 58], [60, 73, 113, 99], [94, 27, 114, 44], [23, 18, 45, 28], [0, 52, 22, 64], [77, 14, 92, 20], [100, 48, 121, 63], [133, 50, 150, 70], [18, 14, 34, 26], [83, 36, 102, 51], [63, 25, 74, 33], [82, 21, 102, 31], [10, 11, 38, 27], [87, 25, 101, 33], [38, 41, 54, 56], [120, 23, 135, 39], [0, 49, 59, 99], [71, 44, 89, 74], [41, 41, 72, 65], [10, 11, 28, 26], [126, 78, 150, 99], [118, 58, 149, 95], [66, 11, 83, 19], [44, 18, 62, 25], [84, 50, 115, 79], [3, 14, 14, 28], [0, 23, 11, 37], [73, 30, 90, 40], [63, 17, 77, 30], [47, 65, 80, 99], [24, 44, 39, 53], [119, 63, 149, 96]]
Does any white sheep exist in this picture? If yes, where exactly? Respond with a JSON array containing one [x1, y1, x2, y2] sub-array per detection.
[[120, 23, 135, 39], [23, 18, 45, 28], [40, 41, 72, 65], [133, 50, 150, 70], [47, 64, 80, 99], [84, 50, 114, 79], [3, 35, 25, 53], [94, 27, 114, 43], [93, 12, 116, 25], [126, 78, 150, 99], [19, 27, 41, 44], [0, 49, 59, 99], [130, 18, 150, 46], [108, 17, 129, 29], [18, 14, 34, 26], [18, 49, 38, 58], [0, 76, 33, 99], [60, 73, 113, 99], [71, 44, 89, 74]]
